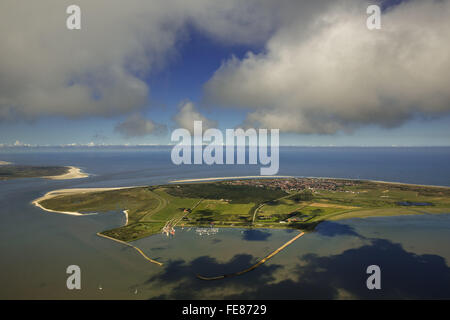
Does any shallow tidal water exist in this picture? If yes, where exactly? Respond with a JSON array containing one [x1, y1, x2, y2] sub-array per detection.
[[0, 147, 449, 299]]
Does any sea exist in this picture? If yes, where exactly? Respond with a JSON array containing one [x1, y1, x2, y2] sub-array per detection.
[[0, 146, 449, 299]]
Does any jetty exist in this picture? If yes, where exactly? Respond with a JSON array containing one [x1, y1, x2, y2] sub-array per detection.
[[97, 232, 163, 266]]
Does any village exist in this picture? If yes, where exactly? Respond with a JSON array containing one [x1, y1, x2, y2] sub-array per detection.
[[224, 177, 359, 193]]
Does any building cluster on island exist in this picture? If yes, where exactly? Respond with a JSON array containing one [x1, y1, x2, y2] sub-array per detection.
[[224, 177, 358, 193]]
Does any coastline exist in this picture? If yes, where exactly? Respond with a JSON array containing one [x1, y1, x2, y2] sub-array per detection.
[[32, 186, 139, 216], [32, 186, 163, 266], [170, 175, 450, 189], [0, 161, 11, 165], [30, 177, 449, 267], [32, 176, 450, 219], [170, 175, 293, 183], [43, 166, 89, 180], [367, 179, 450, 189]]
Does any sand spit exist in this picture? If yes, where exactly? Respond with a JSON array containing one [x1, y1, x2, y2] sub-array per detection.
[[43, 166, 89, 180], [32, 186, 140, 216]]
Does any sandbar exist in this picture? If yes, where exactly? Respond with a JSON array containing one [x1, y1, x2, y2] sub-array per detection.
[[43, 166, 89, 180]]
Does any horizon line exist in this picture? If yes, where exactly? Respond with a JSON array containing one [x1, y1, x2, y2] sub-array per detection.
[[1, 144, 450, 148]]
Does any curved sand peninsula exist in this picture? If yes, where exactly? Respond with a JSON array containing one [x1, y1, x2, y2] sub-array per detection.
[[32, 186, 163, 266], [43, 166, 89, 180], [32, 186, 137, 215]]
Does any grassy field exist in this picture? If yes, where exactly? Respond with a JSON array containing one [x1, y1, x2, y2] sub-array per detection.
[[0, 165, 68, 180], [40, 187, 162, 223], [36, 179, 450, 242]]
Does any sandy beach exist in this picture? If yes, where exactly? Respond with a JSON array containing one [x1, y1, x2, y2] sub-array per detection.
[[0, 161, 11, 165], [369, 179, 450, 189], [32, 186, 139, 216], [43, 166, 89, 180]]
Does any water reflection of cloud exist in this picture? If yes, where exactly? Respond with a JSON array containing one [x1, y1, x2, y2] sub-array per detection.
[[144, 254, 283, 299], [228, 239, 450, 299], [242, 229, 271, 241], [150, 247, 166, 251], [144, 238, 450, 299], [314, 221, 363, 238]]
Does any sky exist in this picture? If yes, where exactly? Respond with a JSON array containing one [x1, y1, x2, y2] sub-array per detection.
[[0, 0, 449, 147]]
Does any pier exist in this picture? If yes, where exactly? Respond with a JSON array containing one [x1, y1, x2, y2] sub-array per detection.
[[96, 232, 163, 266]]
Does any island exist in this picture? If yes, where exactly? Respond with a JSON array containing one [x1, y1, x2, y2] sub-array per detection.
[[33, 177, 450, 243], [0, 163, 88, 180]]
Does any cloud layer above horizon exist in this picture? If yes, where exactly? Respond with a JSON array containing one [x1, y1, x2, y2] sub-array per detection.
[[1, 0, 450, 136], [0, 0, 278, 121], [204, 0, 450, 134]]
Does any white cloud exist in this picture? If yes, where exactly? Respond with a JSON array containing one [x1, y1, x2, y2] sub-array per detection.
[[204, 0, 450, 134], [0, 0, 280, 121], [115, 113, 166, 138], [4, 0, 449, 136], [173, 101, 217, 133]]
